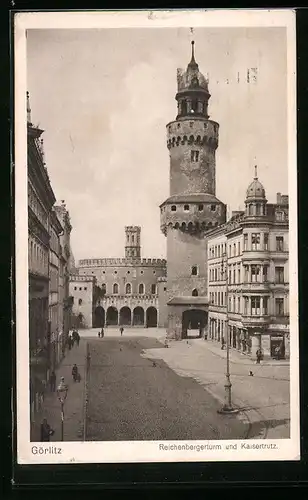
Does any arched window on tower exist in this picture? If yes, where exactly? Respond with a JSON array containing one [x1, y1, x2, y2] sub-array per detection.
[[132, 235, 134, 244], [113, 283, 119, 294], [138, 283, 144, 294], [249, 204, 253, 215], [256, 204, 261, 215], [192, 289, 198, 296], [126, 283, 132, 294], [181, 100, 187, 115]]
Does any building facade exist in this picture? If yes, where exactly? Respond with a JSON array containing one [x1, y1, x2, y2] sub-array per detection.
[[77, 226, 167, 328], [207, 171, 289, 360], [54, 202, 73, 355], [160, 41, 226, 340], [48, 209, 63, 372], [27, 93, 56, 416], [69, 275, 96, 328]]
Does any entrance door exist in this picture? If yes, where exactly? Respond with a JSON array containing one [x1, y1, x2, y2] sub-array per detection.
[[94, 306, 105, 328]]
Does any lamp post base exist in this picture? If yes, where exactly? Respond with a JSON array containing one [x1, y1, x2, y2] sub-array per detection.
[[217, 405, 239, 415], [217, 378, 239, 414]]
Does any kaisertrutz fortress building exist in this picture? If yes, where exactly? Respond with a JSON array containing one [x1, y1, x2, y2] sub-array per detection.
[[77, 226, 167, 328], [160, 41, 226, 339]]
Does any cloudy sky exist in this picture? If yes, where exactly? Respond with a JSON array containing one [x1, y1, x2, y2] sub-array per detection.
[[27, 27, 288, 262]]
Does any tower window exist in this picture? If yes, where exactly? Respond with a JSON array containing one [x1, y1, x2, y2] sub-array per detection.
[[125, 283, 132, 294], [132, 235, 134, 244], [78, 299, 82, 305], [191, 266, 198, 276], [171, 205, 176, 212], [151, 284, 157, 294], [113, 283, 119, 294], [191, 150, 199, 162], [198, 204, 204, 211], [211, 204, 216, 212], [184, 204, 190, 211], [139, 283, 144, 294], [192, 289, 198, 296]]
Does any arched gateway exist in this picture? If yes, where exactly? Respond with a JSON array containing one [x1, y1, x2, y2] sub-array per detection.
[[182, 309, 208, 339]]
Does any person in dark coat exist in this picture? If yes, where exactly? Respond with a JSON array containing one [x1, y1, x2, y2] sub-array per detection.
[[256, 348, 262, 364], [76, 331, 80, 346], [120, 327, 124, 337], [100, 327, 104, 338], [49, 371, 56, 392], [98, 331, 101, 338], [40, 418, 54, 442], [72, 364, 79, 382]]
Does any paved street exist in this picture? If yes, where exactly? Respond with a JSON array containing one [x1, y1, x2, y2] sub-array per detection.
[[142, 337, 290, 439], [32, 327, 290, 442], [86, 336, 249, 441]]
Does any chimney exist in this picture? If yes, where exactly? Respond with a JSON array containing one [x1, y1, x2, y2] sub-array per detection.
[[276, 192, 282, 205]]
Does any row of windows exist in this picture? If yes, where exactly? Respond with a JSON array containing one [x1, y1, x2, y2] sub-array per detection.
[[209, 264, 285, 284], [97, 283, 158, 295], [210, 294, 286, 316], [169, 204, 217, 213], [209, 234, 285, 259], [73, 286, 88, 291], [86, 269, 157, 276], [28, 185, 48, 229], [244, 234, 284, 252], [29, 239, 48, 275]]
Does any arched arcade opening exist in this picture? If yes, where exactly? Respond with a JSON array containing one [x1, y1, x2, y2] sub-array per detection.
[[182, 309, 208, 339], [133, 306, 144, 326], [146, 307, 157, 328], [119, 306, 131, 326], [94, 306, 105, 328], [106, 306, 118, 326]]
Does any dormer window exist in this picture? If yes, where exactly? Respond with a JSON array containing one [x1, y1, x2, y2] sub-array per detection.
[[211, 204, 216, 212], [171, 205, 176, 212], [184, 204, 190, 211], [198, 204, 204, 211]]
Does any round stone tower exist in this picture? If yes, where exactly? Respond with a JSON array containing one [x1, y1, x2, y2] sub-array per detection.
[[125, 225, 141, 260], [160, 41, 226, 340]]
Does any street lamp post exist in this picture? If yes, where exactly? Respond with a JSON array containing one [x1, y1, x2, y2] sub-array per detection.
[[57, 376, 68, 441], [218, 252, 238, 414]]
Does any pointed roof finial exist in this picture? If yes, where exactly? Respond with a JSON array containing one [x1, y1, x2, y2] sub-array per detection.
[[26, 91, 32, 124], [254, 164, 258, 179], [188, 40, 198, 69]]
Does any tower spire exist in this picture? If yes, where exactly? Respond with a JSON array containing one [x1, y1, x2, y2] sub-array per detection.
[[254, 165, 258, 179], [26, 91, 32, 125], [188, 40, 198, 69]]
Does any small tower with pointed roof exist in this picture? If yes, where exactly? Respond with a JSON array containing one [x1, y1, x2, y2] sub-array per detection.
[[245, 166, 267, 218], [160, 41, 227, 340]]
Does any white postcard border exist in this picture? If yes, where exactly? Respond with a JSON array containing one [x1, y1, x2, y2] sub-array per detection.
[[14, 9, 299, 464]]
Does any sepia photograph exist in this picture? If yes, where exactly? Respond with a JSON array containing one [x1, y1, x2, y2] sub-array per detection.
[[15, 9, 299, 463]]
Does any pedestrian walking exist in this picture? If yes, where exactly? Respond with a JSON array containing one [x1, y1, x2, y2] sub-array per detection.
[[256, 348, 262, 364], [72, 363, 79, 382], [68, 335, 72, 350], [98, 331, 101, 338], [40, 418, 54, 442], [120, 326, 124, 337], [76, 331, 80, 346], [221, 338, 225, 350], [100, 327, 104, 338], [49, 370, 56, 392]]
